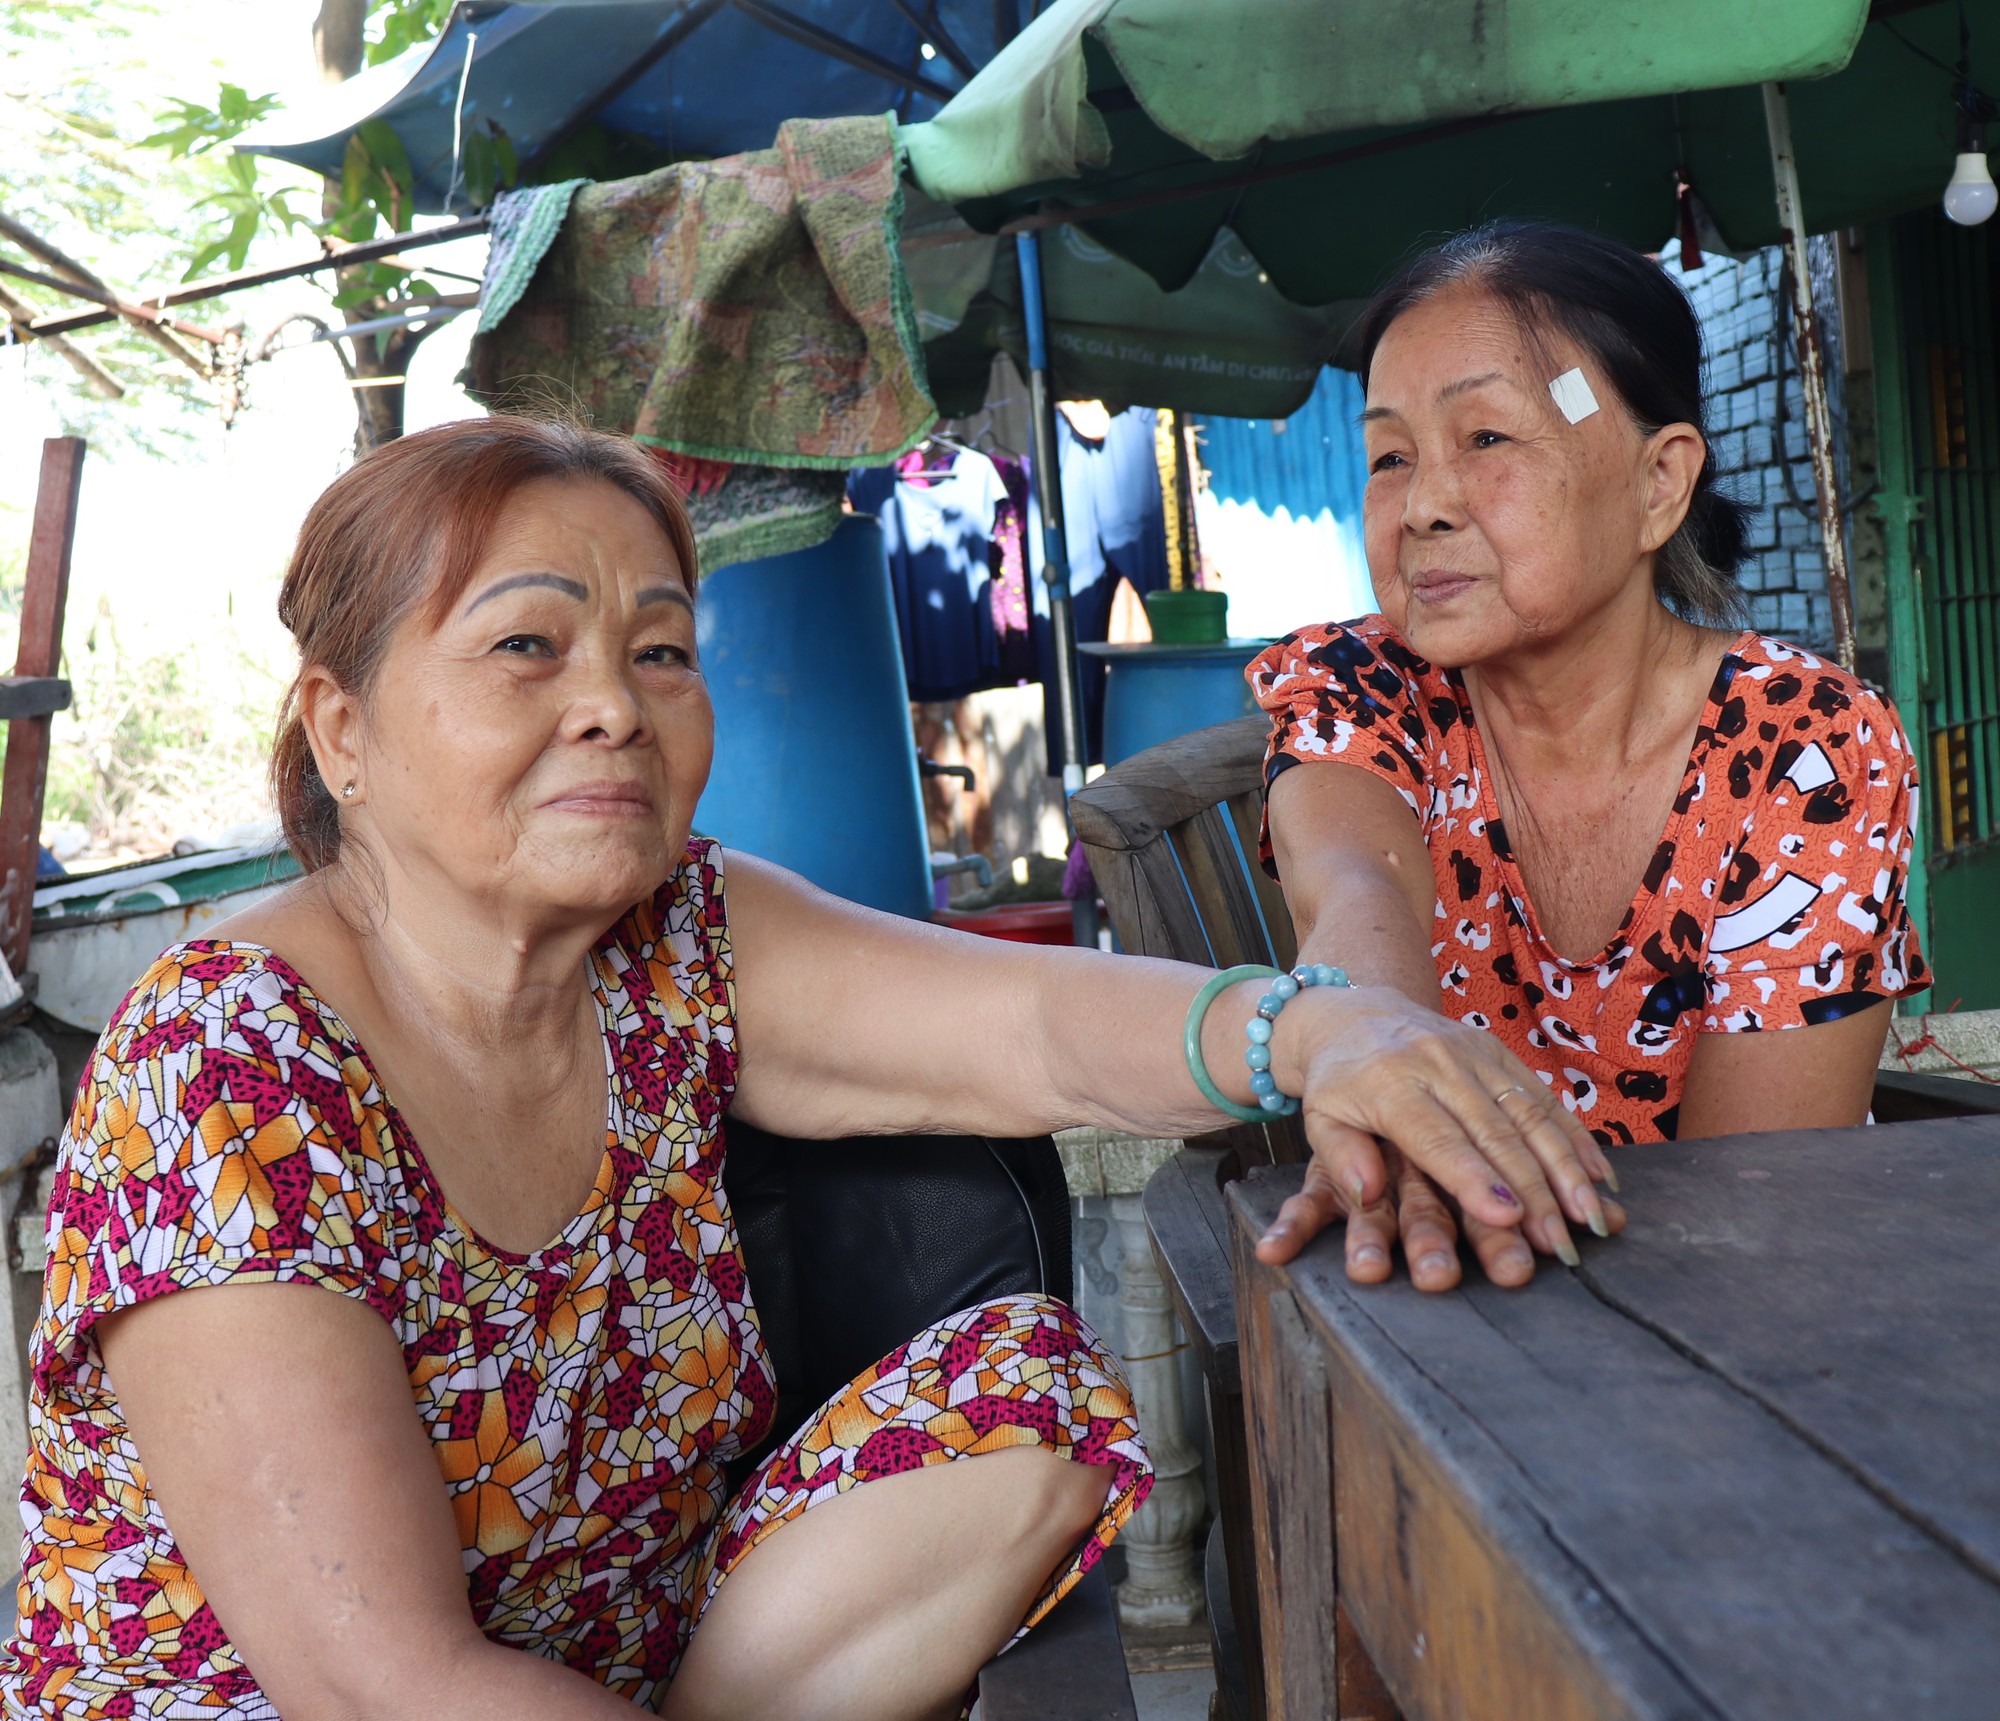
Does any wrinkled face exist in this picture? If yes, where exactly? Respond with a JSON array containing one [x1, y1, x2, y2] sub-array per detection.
[[1360, 284, 1696, 667], [336, 476, 710, 928]]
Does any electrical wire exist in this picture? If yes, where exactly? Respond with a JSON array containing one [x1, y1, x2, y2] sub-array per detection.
[[442, 30, 481, 213]]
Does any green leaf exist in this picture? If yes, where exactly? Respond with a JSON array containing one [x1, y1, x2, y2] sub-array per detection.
[[318, 199, 377, 245], [363, 0, 456, 67], [462, 130, 495, 211], [356, 119, 413, 198], [341, 132, 371, 214], [181, 238, 230, 281], [491, 123, 519, 188], [228, 211, 263, 270], [136, 101, 209, 156], [141, 84, 284, 158]]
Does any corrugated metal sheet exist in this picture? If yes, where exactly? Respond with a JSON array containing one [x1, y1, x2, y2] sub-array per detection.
[[1194, 368, 1374, 634], [1195, 366, 1367, 524]]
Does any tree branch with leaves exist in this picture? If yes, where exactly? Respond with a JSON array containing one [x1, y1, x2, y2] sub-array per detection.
[[149, 0, 513, 451]]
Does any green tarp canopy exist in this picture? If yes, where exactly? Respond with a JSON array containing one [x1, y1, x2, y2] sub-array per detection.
[[905, 185, 1356, 418], [902, 0, 1978, 310]]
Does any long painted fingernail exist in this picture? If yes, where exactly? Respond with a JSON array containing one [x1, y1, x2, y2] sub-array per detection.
[[1349, 1172, 1368, 1204], [1491, 1183, 1520, 1207], [1601, 1161, 1622, 1195], [1554, 1232, 1581, 1268]]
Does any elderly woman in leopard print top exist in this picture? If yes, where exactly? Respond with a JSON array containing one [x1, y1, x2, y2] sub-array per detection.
[[1253, 221, 1926, 1295]]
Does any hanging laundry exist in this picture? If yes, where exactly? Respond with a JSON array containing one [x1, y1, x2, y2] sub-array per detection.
[[467, 114, 934, 570], [1028, 405, 1171, 769], [988, 454, 1036, 683], [848, 444, 1012, 703], [682, 463, 850, 574]]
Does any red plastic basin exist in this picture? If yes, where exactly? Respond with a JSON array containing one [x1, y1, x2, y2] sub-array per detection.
[[933, 901, 1077, 945]]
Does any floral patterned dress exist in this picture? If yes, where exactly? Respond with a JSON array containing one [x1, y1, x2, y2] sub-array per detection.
[[0, 839, 1149, 1717], [1251, 620, 1929, 1145]]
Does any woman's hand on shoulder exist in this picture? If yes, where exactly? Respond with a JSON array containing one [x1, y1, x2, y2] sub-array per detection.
[[1253, 984, 1622, 1274]]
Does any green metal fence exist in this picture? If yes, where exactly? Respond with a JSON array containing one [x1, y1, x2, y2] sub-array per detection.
[[1877, 211, 2000, 1007]]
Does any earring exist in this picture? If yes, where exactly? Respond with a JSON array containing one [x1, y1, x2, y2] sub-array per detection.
[[341, 782, 355, 799]]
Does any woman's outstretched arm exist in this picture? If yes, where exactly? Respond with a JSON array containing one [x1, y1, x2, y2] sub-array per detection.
[[723, 848, 1613, 1254], [1265, 761, 1441, 1008], [1263, 762, 1610, 1281]]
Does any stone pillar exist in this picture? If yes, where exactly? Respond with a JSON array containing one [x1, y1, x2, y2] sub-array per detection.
[[1109, 1191, 1205, 1626]]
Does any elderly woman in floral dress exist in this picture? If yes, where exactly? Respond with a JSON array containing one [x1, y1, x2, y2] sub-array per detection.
[[0, 416, 1608, 1720]]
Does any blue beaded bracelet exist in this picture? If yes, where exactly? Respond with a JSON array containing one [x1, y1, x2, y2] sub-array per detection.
[[1243, 963, 1351, 1116], [1183, 962, 1352, 1126], [1183, 965, 1284, 1124]]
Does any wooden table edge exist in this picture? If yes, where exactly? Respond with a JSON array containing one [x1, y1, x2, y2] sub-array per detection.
[[1224, 1166, 1722, 1721]]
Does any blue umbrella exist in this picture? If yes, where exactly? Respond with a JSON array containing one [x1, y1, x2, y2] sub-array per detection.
[[249, 0, 1022, 214]]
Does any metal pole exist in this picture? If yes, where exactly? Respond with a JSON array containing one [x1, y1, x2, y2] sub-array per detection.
[[25, 213, 493, 339], [1862, 222, 1933, 989], [1016, 229, 1099, 945], [0, 439, 84, 978], [1762, 81, 1858, 673]]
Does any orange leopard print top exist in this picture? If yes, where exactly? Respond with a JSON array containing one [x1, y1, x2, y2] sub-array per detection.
[[1251, 619, 1929, 1145]]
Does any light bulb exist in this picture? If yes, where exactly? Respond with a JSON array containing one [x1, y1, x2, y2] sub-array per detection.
[[1944, 151, 1999, 224]]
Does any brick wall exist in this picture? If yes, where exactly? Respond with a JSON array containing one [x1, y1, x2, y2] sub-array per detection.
[[1663, 238, 1845, 654]]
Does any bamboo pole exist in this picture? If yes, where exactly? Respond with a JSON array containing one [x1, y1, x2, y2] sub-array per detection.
[[1762, 82, 1858, 672]]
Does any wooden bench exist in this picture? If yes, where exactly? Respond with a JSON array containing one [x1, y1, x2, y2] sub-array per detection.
[[1070, 715, 1318, 1721]]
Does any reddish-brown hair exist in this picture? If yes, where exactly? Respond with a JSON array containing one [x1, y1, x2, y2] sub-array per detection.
[[270, 416, 698, 871]]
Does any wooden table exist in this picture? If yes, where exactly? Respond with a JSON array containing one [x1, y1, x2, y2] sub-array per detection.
[[1226, 1115, 2000, 1721]]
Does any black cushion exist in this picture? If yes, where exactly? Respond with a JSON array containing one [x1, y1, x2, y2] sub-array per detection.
[[722, 1120, 1072, 1481]]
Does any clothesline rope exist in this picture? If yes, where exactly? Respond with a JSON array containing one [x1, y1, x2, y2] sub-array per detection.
[[1887, 1006, 2000, 1084]]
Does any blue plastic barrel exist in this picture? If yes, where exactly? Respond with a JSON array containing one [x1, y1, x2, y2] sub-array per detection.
[[1079, 640, 1272, 766], [694, 515, 933, 919]]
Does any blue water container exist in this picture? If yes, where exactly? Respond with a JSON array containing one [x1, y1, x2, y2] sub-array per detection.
[[1079, 640, 1273, 766], [694, 515, 932, 919]]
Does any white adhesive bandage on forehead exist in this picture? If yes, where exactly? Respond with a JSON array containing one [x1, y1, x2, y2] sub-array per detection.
[[1548, 367, 1600, 424]]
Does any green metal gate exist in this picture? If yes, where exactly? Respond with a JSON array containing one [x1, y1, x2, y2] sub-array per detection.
[[1868, 212, 2000, 1009]]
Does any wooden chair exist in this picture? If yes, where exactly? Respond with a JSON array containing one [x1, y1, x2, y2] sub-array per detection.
[[1071, 713, 2000, 1721]]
